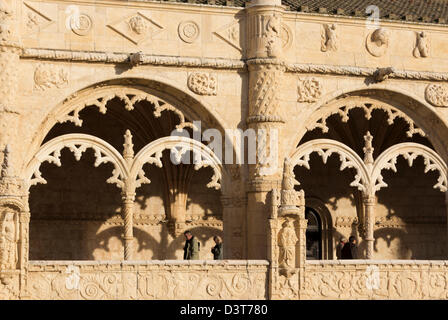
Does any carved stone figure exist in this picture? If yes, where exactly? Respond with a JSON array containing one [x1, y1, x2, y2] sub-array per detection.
[[366, 28, 389, 57], [0, 208, 18, 270], [264, 14, 282, 58], [278, 220, 297, 269], [129, 16, 148, 35], [413, 31, 429, 58], [321, 24, 337, 52]]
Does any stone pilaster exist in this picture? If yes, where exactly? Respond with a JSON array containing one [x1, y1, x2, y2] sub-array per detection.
[[0, 0, 22, 156], [245, 0, 286, 260], [363, 194, 376, 259]]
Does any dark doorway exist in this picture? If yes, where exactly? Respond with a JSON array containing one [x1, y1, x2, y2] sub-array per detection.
[[305, 207, 322, 260]]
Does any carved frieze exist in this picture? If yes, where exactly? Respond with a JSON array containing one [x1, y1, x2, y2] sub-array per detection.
[[187, 72, 217, 96], [297, 78, 323, 103], [425, 84, 448, 107], [34, 64, 69, 91]]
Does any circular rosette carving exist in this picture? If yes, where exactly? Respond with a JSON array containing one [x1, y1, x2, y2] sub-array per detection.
[[229, 273, 250, 296], [178, 21, 200, 43], [366, 28, 389, 57], [425, 84, 448, 107], [71, 14, 92, 36], [80, 280, 102, 300]]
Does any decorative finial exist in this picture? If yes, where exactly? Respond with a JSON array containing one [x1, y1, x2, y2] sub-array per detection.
[[1, 145, 11, 178], [363, 131, 374, 165], [123, 130, 134, 162]]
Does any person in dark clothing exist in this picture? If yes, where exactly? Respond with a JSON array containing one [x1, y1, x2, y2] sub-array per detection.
[[341, 236, 358, 259], [336, 237, 347, 259], [183, 230, 200, 260], [211, 236, 223, 260]]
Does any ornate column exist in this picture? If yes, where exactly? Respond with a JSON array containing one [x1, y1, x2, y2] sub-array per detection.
[[363, 194, 376, 259], [268, 159, 307, 300], [0, 1, 22, 151], [245, 0, 286, 259], [122, 130, 135, 260], [362, 132, 376, 259], [0, 146, 28, 299]]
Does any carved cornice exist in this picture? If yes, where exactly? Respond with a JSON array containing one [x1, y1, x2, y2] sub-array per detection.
[[21, 48, 246, 70], [286, 63, 448, 81], [20, 49, 448, 81]]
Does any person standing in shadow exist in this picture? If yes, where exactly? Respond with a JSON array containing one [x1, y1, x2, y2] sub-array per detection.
[[211, 236, 223, 260], [341, 236, 358, 259], [336, 237, 347, 259], [183, 230, 200, 260]]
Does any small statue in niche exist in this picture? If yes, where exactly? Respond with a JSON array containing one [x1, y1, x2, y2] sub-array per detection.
[[278, 219, 298, 270], [0, 208, 18, 270], [413, 31, 430, 58], [321, 23, 337, 52]]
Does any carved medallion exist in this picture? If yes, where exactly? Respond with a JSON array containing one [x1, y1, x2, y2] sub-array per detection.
[[70, 14, 92, 36], [297, 78, 323, 103], [178, 21, 200, 43], [187, 72, 217, 96], [366, 28, 389, 57], [425, 84, 448, 107]]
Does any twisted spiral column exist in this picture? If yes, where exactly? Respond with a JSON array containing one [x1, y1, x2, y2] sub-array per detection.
[[122, 192, 135, 260]]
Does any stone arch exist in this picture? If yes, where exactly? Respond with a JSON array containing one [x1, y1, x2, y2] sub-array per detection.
[[372, 142, 448, 194], [23, 77, 234, 176], [130, 135, 224, 192], [289, 138, 370, 193], [24, 133, 128, 190], [291, 87, 448, 162]]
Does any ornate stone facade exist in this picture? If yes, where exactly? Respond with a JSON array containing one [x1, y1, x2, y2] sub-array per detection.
[[1, 0, 448, 300]]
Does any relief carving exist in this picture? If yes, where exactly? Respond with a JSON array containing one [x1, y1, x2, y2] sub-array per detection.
[[34, 64, 69, 91], [321, 24, 337, 52], [366, 28, 389, 57], [108, 13, 164, 45], [264, 14, 282, 58], [70, 14, 92, 36], [0, 207, 18, 271], [413, 31, 429, 58], [297, 78, 323, 103], [178, 21, 200, 43], [187, 72, 217, 96], [278, 220, 297, 270], [425, 84, 448, 107]]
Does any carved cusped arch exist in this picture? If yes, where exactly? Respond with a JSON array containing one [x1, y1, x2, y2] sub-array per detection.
[[131, 136, 224, 191], [290, 139, 370, 193], [372, 142, 448, 193], [57, 86, 198, 132], [306, 96, 425, 138], [25, 134, 128, 189]]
